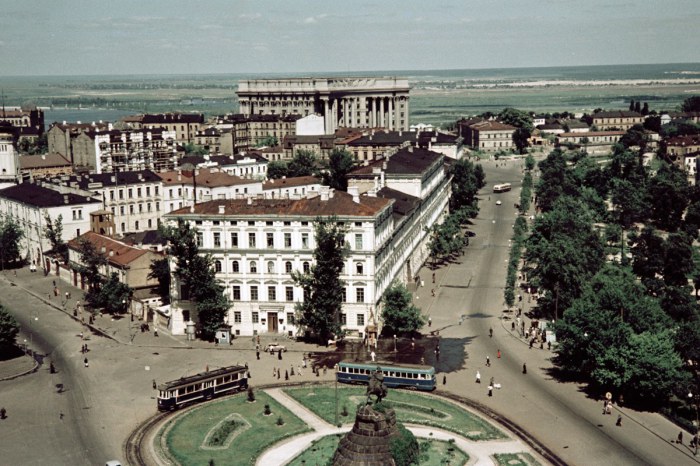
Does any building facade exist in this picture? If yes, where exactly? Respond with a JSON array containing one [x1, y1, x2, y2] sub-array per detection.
[[237, 77, 410, 134], [592, 111, 645, 131]]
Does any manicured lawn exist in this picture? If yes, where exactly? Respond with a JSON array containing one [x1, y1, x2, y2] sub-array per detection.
[[159, 391, 310, 466], [493, 452, 542, 466], [283, 386, 506, 440], [287, 434, 469, 466]]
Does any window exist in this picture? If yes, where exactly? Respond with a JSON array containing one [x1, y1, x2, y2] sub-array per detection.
[[196, 232, 203, 247], [128, 188, 133, 199], [266, 232, 274, 248], [110, 190, 115, 200], [341, 313, 347, 325], [252, 311, 259, 323], [356, 287, 365, 303], [355, 234, 363, 250], [284, 233, 291, 248], [147, 202, 152, 212], [303, 262, 310, 273], [135, 221, 139, 230], [230, 232, 238, 247], [232, 260, 239, 272], [285, 286, 293, 301], [214, 260, 222, 272], [155, 187, 159, 196], [129, 204, 134, 215], [146, 187, 151, 196], [213, 232, 221, 248], [234, 311, 242, 323], [148, 219, 152, 228], [232, 286, 241, 300], [250, 261, 257, 273], [301, 233, 309, 248], [342, 288, 347, 302], [355, 222, 362, 227], [267, 261, 275, 273], [268, 286, 276, 301], [286, 312, 295, 325], [120, 206, 125, 215], [137, 187, 142, 197], [119, 189, 124, 200], [356, 262, 364, 275], [250, 286, 258, 301], [357, 314, 365, 326], [249, 232, 256, 248], [285, 261, 292, 273], [156, 202, 160, 211]]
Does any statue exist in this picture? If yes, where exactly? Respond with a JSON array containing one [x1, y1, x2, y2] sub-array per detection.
[[366, 366, 388, 404]]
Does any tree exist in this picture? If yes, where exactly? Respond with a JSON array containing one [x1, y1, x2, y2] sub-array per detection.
[[76, 238, 108, 308], [643, 115, 662, 133], [96, 273, 133, 314], [619, 124, 648, 151], [183, 143, 207, 155], [629, 99, 635, 112], [0, 304, 20, 350], [663, 233, 694, 287], [0, 216, 25, 269], [681, 96, 700, 112], [634, 101, 641, 114], [641, 102, 649, 115], [448, 158, 484, 213], [629, 227, 666, 295], [323, 149, 355, 191], [292, 217, 347, 344], [161, 220, 230, 340], [287, 150, 318, 178], [647, 162, 689, 232], [256, 135, 278, 147], [525, 153, 536, 171], [44, 213, 68, 263], [148, 257, 171, 305], [498, 108, 533, 154], [380, 282, 425, 335], [267, 160, 288, 180]]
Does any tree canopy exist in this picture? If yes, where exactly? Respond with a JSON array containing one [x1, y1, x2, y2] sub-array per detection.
[[288, 150, 319, 178], [0, 305, 20, 350], [292, 217, 348, 343], [0, 216, 25, 269], [323, 149, 355, 191], [380, 282, 424, 335], [44, 213, 68, 263]]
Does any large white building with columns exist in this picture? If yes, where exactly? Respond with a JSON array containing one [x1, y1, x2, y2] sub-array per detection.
[[237, 77, 410, 134]]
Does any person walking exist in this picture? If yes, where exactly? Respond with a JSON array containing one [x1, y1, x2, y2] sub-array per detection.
[[84, 357, 89, 368], [443, 375, 447, 385], [256, 350, 260, 360], [152, 379, 157, 390], [370, 350, 376, 362], [486, 356, 490, 367], [489, 327, 493, 338], [522, 363, 527, 374], [497, 349, 501, 359], [278, 349, 282, 360], [616, 415, 622, 426], [476, 370, 481, 383], [678, 431, 684, 445], [488, 385, 493, 397]]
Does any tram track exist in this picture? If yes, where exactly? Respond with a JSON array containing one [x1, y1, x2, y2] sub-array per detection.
[[123, 381, 566, 466]]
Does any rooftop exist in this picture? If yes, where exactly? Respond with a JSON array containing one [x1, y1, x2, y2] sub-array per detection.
[[157, 168, 257, 187], [262, 176, 321, 190], [0, 183, 99, 208], [67, 231, 156, 267]]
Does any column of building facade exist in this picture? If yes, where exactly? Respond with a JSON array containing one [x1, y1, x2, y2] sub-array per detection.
[[379, 97, 385, 129], [403, 97, 409, 131], [387, 98, 394, 131], [332, 98, 339, 134], [323, 98, 330, 134]]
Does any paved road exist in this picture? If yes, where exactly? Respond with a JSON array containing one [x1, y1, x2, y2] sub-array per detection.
[[428, 156, 698, 466]]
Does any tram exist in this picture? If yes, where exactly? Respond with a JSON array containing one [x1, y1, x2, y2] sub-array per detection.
[[493, 183, 512, 193], [336, 361, 436, 391], [157, 364, 248, 410]]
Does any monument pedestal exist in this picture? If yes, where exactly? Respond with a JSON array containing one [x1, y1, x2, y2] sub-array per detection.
[[333, 404, 399, 466]]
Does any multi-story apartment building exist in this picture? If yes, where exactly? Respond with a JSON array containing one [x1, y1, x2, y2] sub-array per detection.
[[340, 130, 416, 163], [46, 121, 112, 163], [592, 111, 644, 131], [0, 123, 19, 187], [19, 153, 73, 180], [262, 176, 322, 199], [178, 153, 269, 180], [157, 168, 263, 213], [457, 118, 516, 152], [123, 113, 204, 144], [44, 170, 164, 235], [237, 77, 410, 134], [163, 147, 450, 339], [212, 113, 300, 154], [281, 135, 336, 161], [555, 131, 625, 154], [0, 106, 44, 139], [0, 182, 100, 269]]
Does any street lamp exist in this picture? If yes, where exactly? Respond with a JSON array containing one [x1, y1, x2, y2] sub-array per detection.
[[393, 335, 397, 353]]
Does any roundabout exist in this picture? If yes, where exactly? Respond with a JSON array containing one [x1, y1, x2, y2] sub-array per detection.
[[128, 382, 561, 466]]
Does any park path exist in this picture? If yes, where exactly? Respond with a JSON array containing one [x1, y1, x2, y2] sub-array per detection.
[[260, 388, 544, 466]]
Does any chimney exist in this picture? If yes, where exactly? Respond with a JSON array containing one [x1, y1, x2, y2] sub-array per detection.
[[101, 246, 106, 254], [408, 146, 414, 153], [189, 205, 194, 213], [320, 186, 330, 201], [63, 194, 69, 204], [348, 186, 360, 203], [218, 205, 225, 214], [110, 176, 116, 183], [247, 196, 253, 205], [109, 250, 114, 257], [41, 154, 46, 160]]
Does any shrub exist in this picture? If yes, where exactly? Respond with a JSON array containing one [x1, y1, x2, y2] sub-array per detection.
[[247, 387, 255, 402], [264, 404, 271, 415], [276, 416, 284, 426], [390, 423, 419, 466], [341, 405, 348, 417]]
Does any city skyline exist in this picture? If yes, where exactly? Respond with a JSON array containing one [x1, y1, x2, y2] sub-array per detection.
[[1, 0, 699, 77]]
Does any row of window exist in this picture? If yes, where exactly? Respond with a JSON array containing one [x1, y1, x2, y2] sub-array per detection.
[[109, 186, 159, 200], [111, 202, 159, 216], [214, 259, 365, 275], [229, 285, 365, 303], [231, 310, 366, 326], [201, 231, 364, 250]]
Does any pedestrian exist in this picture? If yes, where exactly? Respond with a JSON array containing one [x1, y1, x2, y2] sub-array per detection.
[[529, 339, 534, 349], [616, 415, 622, 426], [247, 370, 251, 378], [153, 380, 157, 390], [256, 350, 260, 360], [50, 362, 56, 374], [302, 356, 307, 368], [497, 349, 501, 359], [486, 356, 490, 367], [84, 357, 89, 368], [285, 370, 289, 381], [278, 349, 282, 360], [432, 272, 436, 284], [428, 316, 432, 327], [54, 286, 59, 297], [291, 365, 295, 376], [511, 322, 515, 331], [547, 341, 551, 351], [476, 371, 481, 383], [522, 363, 527, 374], [256, 335, 260, 345], [370, 350, 376, 362], [490, 376, 495, 387], [443, 375, 447, 385], [431, 288, 435, 297], [0, 407, 6, 419], [678, 431, 684, 444], [277, 369, 280, 380], [154, 329, 159, 337], [488, 385, 493, 397], [59, 411, 64, 420], [602, 400, 608, 415], [298, 365, 302, 376], [273, 367, 277, 377]]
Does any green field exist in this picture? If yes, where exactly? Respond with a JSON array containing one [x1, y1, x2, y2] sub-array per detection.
[[158, 391, 310, 466], [287, 434, 469, 466], [283, 386, 506, 441]]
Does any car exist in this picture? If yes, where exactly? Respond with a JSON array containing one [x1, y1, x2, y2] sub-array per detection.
[[265, 343, 287, 353], [496, 200, 502, 205]]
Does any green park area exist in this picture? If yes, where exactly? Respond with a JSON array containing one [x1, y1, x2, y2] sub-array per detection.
[[287, 434, 469, 466], [283, 386, 506, 441], [157, 390, 310, 466], [493, 452, 542, 466]]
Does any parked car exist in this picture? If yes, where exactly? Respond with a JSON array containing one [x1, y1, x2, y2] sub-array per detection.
[[496, 200, 502, 205], [265, 343, 287, 353]]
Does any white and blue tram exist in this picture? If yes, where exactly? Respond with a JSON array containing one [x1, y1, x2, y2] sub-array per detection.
[[336, 361, 436, 391], [157, 365, 248, 410]]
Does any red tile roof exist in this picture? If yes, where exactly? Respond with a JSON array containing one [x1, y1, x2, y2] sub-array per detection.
[[67, 231, 151, 267], [157, 168, 256, 187], [262, 176, 321, 190]]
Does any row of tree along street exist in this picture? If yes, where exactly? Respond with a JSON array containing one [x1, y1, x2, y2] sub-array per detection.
[[520, 101, 700, 428]]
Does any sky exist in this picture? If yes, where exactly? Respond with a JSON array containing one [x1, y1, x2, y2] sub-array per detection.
[[1, 0, 699, 76]]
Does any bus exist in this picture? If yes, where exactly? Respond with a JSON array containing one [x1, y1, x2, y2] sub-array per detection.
[[336, 361, 436, 391], [157, 365, 248, 410], [493, 183, 512, 193]]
